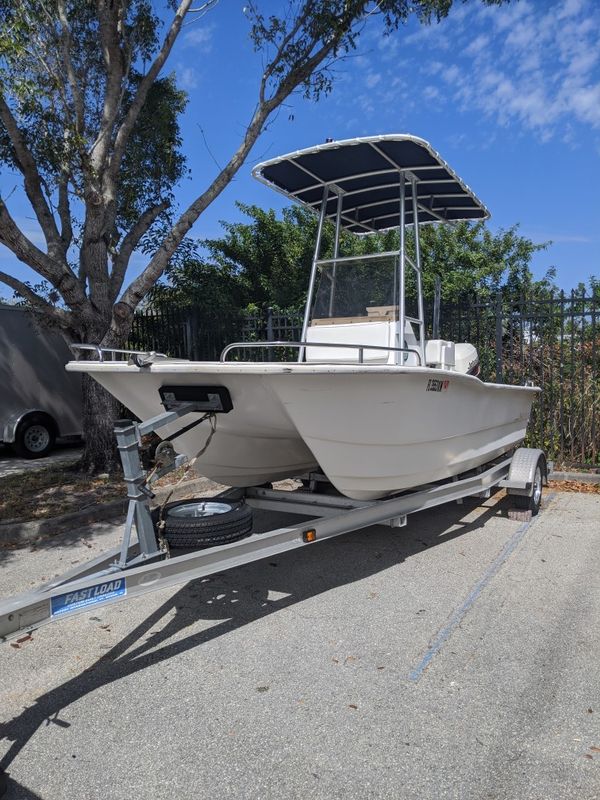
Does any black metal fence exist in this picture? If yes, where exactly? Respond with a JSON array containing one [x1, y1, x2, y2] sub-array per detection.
[[131, 290, 599, 468]]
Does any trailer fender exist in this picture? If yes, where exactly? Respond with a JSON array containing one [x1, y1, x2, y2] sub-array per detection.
[[499, 448, 547, 496], [2, 409, 57, 444]]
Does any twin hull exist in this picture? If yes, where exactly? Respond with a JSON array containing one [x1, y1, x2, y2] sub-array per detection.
[[70, 362, 538, 501]]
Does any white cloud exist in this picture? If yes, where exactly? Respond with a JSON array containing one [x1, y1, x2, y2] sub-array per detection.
[[177, 65, 199, 90], [183, 24, 214, 52], [485, 0, 533, 33], [421, 0, 600, 138], [557, 0, 586, 19], [568, 83, 600, 126], [441, 64, 461, 85], [423, 85, 440, 101], [324, 0, 600, 143], [356, 94, 375, 116], [465, 34, 489, 57]]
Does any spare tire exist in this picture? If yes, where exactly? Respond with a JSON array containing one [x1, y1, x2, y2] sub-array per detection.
[[151, 498, 253, 549]]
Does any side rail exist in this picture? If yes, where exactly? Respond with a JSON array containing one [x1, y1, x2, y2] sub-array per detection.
[[220, 340, 422, 365], [69, 343, 170, 367]]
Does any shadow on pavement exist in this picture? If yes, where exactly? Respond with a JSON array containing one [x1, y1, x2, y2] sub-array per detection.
[[0, 772, 44, 800], [0, 492, 513, 795]]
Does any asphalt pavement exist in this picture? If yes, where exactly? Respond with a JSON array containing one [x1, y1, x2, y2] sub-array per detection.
[[0, 490, 598, 799]]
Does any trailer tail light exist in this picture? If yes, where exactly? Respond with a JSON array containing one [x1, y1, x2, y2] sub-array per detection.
[[303, 529, 317, 543]]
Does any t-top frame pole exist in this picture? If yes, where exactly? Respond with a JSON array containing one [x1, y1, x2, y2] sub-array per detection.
[[397, 173, 406, 365], [328, 192, 343, 317], [411, 177, 426, 363], [299, 184, 330, 362]]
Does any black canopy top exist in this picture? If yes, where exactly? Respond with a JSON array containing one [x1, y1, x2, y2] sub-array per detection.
[[252, 134, 489, 233]]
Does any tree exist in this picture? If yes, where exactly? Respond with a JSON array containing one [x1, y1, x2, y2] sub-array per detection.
[[417, 221, 552, 303], [152, 205, 552, 311], [150, 203, 328, 312], [0, 0, 506, 472]]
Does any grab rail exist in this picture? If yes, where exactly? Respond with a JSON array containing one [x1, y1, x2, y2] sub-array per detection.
[[220, 340, 422, 365], [69, 343, 169, 366]]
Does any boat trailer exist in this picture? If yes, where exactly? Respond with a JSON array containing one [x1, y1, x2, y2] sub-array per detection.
[[0, 399, 547, 646]]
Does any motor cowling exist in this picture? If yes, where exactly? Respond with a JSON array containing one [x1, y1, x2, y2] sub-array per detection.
[[454, 343, 480, 376]]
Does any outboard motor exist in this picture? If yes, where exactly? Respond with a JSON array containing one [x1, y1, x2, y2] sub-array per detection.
[[454, 343, 480, 376]]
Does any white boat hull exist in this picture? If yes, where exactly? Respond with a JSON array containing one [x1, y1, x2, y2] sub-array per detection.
[[68, 361, 538, 500]]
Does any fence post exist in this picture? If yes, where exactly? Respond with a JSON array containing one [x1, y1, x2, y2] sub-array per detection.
[[266, 306, 274, 342], [495, 292, 503, 383], [191, 309, 200, 360]]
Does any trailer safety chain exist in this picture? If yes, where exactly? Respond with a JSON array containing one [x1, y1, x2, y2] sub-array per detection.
[[156, 412, 218, 545]]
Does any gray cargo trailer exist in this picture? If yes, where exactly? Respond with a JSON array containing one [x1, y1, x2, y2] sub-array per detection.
[[0, 304, 82, 458]]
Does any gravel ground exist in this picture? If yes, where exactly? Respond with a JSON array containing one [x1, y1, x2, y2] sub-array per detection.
[[0, 444, 82, 479], [0, 489, 599, 800]]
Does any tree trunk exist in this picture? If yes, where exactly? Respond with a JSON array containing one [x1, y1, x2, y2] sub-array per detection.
[[79, 373, 122, 474], [78, 309, 126, 475]]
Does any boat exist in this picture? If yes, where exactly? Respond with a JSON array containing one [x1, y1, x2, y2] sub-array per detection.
[[67, 134, 539, 501]]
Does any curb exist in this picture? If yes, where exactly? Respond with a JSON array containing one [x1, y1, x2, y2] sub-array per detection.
[[0, 476, 220, 546], [548, 470, 600, 484]]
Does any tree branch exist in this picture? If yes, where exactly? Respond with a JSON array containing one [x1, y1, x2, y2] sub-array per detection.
[[109, 199, 169, 301], [57, 0, 85, 134], [112, 10, 353, 331], [113, 107, 268, 327], [0, 199, 90, 318], [57, 172, 73, 251], [0, 199, 64, 280], [108, 0, 196, 181], [258, 0, 313, 104], [89, 0, 126, 173], [0, 270, 72, 328], [0, 94, 62, 258]]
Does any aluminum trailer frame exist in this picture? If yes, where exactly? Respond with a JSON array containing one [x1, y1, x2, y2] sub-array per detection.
[[0, 402, 545, 644]]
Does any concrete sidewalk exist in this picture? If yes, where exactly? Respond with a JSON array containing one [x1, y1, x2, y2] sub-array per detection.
[[0, 490, 598, 799], [0, 444, 82, 479]]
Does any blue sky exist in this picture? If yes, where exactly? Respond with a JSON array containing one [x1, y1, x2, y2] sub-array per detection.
[[1, 0, 599, 296]]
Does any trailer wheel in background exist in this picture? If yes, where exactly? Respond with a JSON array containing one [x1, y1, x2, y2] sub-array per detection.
[[503, 448, 547, 517], [13, 413, 56, 459], [151, 498, 253, 549], [513, 463, 543, 515]]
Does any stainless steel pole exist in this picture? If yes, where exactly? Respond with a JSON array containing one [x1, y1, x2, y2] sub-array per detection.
[[299, 185, 329, 362], [411, 178, 426, 363], [328, 192, 343, 317], [398, 174, 406, 365]]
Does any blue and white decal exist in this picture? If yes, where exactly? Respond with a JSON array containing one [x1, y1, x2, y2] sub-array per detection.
[[51, 578, 126, 617]]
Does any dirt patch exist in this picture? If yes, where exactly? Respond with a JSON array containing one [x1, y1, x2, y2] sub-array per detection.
[[0, 463, 197, 524], [548, 480, 600, 494]]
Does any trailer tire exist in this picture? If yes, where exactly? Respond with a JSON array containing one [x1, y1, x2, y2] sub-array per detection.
[[513, 463, 543, 515], [152, 499, 253, 549], [13, 413, 56, 459]]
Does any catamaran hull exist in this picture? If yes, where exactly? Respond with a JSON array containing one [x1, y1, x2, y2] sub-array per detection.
[[68, 362, 538, 500], [268, 370, 536, 499]]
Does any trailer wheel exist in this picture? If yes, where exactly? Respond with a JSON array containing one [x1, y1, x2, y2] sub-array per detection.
[[152, 499, 253, 549], [513, 463, 543, 515], [13, 413, 56, 459]]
